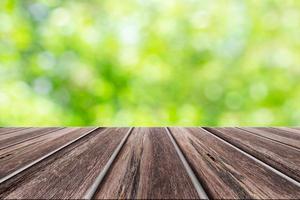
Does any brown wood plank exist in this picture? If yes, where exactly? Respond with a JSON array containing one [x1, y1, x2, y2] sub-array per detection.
[[0, 128, 29, 135], [241, 127, 300, 149], [0, 128, 130, 199], [0, 128, 45, 139], [205, 127, 300, 182], [170, 127, 300, 199], [290, 127, 300, 131], [277, 127, 300, 135], [0, 128, 95, 179], [0, 127, 62, 149], [94, 127, 199, 199]]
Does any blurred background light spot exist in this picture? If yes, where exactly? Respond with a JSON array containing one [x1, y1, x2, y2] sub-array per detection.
[[33, 77, 53, 95], [0, 93, 9, 105], [204, 83, 223, 101], [118, 20, 140, 45], [191, 10, 210, 29], [225, 92, 243, 110], [82, 27, 102, 45], [178, 104, 199, 124], [250, 82, 268, 101], [37, 51, 56, 70], [0, 13, 13, 33], [251, 109, 274, 125], [118, 47, 138, 68], [28, 3, 48, 22], [51, 8, 71, 27], [70, 65, 94, 88]]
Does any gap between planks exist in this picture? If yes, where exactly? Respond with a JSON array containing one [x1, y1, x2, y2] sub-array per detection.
[[83, 127, 134, 199], [0, 127, 100, 184], [201, 127, 300, 188], [0, 128, 65, 151], [165, 127, 209, 200], [237, 127, 300, 152]]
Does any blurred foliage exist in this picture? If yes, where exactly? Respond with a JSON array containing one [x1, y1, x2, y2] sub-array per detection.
[[1, 0, 300, 126]]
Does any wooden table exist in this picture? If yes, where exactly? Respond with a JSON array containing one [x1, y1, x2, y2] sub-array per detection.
[[0, 127, 299, 199]]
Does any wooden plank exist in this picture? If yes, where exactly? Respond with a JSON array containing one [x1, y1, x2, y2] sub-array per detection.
[[0, 128, 62, 149], [241, 127, 300, 149], [277, 127, 300, 135], [205, 127, 300, 182], [289, 127, 300, 131], [0, 128, 95, 179], [0, 128, 44, 139], [0, 128, 35, 140], [0, 128, 130, 199], [0, 128, 29, 135], [94, 127, 199, 199], [170, 127, 300, 199]]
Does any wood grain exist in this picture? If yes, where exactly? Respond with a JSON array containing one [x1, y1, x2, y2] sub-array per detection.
[[0, 128, 129, 199], [1, 127, 300, 199], [95, 127, 199, 199], [170, 127, 300, 199], [0, 128, 62, 149], [278, 127, 300, 134], [0, 128, 29, 135], [205, 127, 300, 182], [0, 128, 95, 179], [241, 127, 300, 149]]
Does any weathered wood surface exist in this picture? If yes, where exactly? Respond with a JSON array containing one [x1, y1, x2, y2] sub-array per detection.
[[0, 128, 129, 199], [278, 127, 300, 134], [241, 127, 300, 149], [0, 127, 95, 179], [0, 128, 61, 149], [205, 127, 300, 182], [0, 127, 299, 199], [0, 128, 29, 135], [170, 127, 300, 199], [95, 127, 199, 199]]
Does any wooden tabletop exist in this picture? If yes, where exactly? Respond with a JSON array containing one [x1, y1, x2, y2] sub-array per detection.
[[0, 127, 299, 199]]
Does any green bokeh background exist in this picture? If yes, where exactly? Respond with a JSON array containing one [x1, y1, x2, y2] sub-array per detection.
[[1, 0, 300, 126]]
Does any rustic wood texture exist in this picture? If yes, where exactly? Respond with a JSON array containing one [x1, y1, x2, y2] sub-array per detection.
[[95, 127, 199, 199], [0, 128, 129, 199], [170, 127, 300, 199], [0, 127, 300, 199], [0, 127, 62, 149], [205, 127, 300, 182], [0, 128, 29, 135], [278, 127, 300, 134], [241, 127, 300, 149], [0, 127, 95, 179]]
